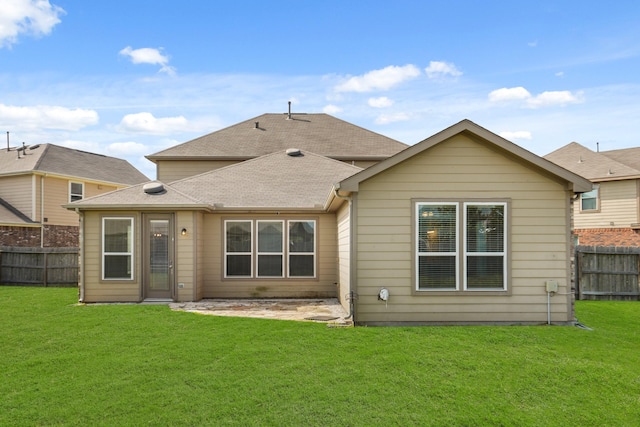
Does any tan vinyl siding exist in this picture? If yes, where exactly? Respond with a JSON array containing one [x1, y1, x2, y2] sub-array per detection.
[[0, 175, 34, 219], [336, 201, 351, 311], [81, 211, 142, 302], [575, 179, 638, 229], [353, 134, 572, 324], [195, 212, 205, 300], [201, 213, 338, 298], [175, 211, 195, 301], [156, 160, 241, 182], [42, 177, 121, 226]]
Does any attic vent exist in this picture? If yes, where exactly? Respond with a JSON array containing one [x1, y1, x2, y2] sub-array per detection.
[[286, 148, 302, 157], [143, 182, 165, 194]]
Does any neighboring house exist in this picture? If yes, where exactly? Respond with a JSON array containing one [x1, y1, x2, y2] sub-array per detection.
[[146, 112, 408, 182], [66, 117, 591, 325], [0, 143, 148, 247], [545, 142, 640, 246]]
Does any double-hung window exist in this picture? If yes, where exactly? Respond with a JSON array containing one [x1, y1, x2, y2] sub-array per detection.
[[224, 219, 316, 278], [70, 182, 84, 202], [580, 185, 599, 211], [102, 217, 133, 280], [416, 201, 507, 291]]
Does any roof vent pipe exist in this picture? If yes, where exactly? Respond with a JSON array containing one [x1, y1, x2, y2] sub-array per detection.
[[6, 131, 9, 152], [287, 101, 292, 120], [255, 121, 259, 129]]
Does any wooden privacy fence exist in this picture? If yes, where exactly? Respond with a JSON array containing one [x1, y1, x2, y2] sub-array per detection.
[[576, 245, 640, 301], [0, 246, 79, 287]]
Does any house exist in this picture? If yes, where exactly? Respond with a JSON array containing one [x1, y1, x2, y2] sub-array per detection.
[[66, 116, 591, 325], [545, 142, 640, 246], [0, 143, 148, 247]]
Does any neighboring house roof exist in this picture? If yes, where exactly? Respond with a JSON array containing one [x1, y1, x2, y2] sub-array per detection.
[[0, 197, 36, 225], [338, 119, 593, 193], [67, 149, 363, 211], [544, 142, 640, 181], [0, 144, 149, 185], [146, 113, 408, 162]]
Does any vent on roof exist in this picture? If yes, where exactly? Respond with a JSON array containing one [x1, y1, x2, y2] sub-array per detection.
[[287, 101, 292, 120], [143, 182, 165, 194], [286, 148, 302, 157]]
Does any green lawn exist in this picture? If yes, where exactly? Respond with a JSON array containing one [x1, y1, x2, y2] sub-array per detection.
[[1, 288, 639, 426]]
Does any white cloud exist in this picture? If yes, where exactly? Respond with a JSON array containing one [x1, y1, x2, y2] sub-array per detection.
[[118, 112, 189, 134], [489, 86, 583, 108], [499, 131, 532, 141], [555, 71, 565, 77], [368, 97, 394, 108], [375, 112, 411, 125], [323, 104, 343, 114], [335, 64, 421, 92], [527, 90, 583, 108], [119, 46, 176, 75], [488, 87, 532, 102], [0, 103, 98, 130], [0, 0, 65, 48], [425, 61, 462, 79], [528, 40, 538, 47]]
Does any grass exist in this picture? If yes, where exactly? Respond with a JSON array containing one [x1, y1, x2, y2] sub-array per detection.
[[1, 288, 639, 426]]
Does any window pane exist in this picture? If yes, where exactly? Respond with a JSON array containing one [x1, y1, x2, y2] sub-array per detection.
[[104, 219, 131, 252], [226, 221, 251, 252], [467, 256, 504, 289], [227, 255, 251, 276], [418, 205, 456, 253], [258, 255, 283, 277], [104, 255, 131, 279], [581, 188, 598, 210], [289, 255, 314, 277], [467, 205, 504, 252], [418, 255, 456, 289], [289, 221, 314, 253], [258, 222, 283, 252]]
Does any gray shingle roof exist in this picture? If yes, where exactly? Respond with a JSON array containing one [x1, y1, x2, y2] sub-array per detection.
[[69, 149, 362, 210], [171, 149, 362, 209], [544, 142, 640, 181], [146, 113, 407, 161], [0, 144, 148, 185]]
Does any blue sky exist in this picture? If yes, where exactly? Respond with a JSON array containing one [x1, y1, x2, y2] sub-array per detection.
[[2, 0, 640, 179]]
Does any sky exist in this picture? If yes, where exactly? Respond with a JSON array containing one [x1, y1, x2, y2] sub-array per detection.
[[1, 0, 640, 179]]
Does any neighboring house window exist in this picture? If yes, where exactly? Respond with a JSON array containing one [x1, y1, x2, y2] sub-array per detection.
[[102, 217, 133, 280], [224, 219, 316, 278], [416, 201, 507, 291], [70, 182, 84, 202], [580, 185, 599, 211]]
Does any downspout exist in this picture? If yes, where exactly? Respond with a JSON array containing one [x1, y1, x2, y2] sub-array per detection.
[[334, 187, 357, 324], [40, 175, 45, 248], [77, 209, 84, 302]]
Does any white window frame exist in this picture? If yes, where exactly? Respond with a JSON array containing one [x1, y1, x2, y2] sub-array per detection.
[[416, 202, 459, 291], [463, 202, 507, 291], [69, 181, 84, 202], [102, 217, 134, 280], [288, 220, 317, 278], [415, 201, 508, 292], [224, 220, 253, 278], [256, 220, 285, 278], [580, 185, 599, 212], [223, 219, 316, 279]]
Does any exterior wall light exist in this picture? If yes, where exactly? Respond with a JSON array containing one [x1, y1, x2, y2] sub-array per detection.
[[181, 228, 187, 236]]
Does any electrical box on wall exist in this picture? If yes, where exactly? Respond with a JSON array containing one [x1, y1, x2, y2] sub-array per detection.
[[545, 280, 559, 293]]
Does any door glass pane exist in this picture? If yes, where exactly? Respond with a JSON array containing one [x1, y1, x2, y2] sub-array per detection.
[[149, 220, 169, 291]]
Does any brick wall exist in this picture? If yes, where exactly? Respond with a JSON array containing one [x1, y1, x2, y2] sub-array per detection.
[[574, 228, 640, 247], [0, 225, 79, 247]]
